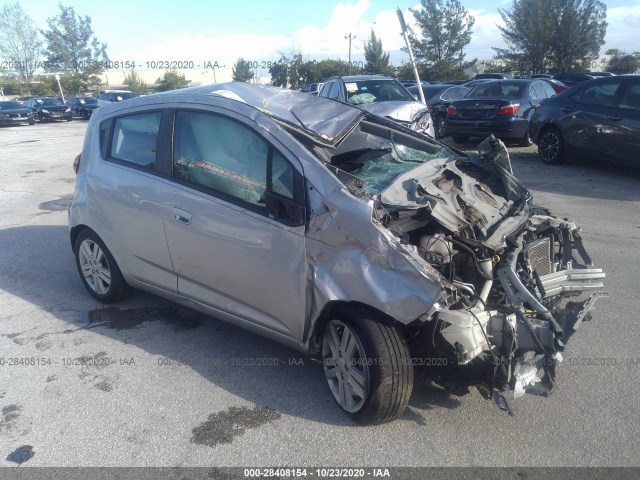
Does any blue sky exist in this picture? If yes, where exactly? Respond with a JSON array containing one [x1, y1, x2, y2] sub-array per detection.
[[6, 0, 640, 69]]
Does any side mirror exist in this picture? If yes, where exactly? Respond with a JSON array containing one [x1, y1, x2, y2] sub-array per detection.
[[265, 192, 306, 227]]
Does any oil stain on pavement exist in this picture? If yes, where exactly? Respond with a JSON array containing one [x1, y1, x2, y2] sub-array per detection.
[[0, 405, 21, 433], [81, 306, 205, 331], [191, 405, 281, 447]]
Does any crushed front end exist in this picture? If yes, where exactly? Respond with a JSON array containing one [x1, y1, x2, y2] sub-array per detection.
[[370, 136, 607, 405]]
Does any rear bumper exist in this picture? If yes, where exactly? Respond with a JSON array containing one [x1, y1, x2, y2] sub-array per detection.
[[446, 118, 530, 139]]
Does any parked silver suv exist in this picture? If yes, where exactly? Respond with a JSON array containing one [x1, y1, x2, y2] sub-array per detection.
[[69, 83, 605, 424]]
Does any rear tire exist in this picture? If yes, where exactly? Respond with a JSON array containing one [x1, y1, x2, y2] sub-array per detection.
[[322, 313, 413, 425], [74, 229, 131, 303], [538, 126, 564, 164], [518, 129, 533, 147], [452, 135, 469, 144]]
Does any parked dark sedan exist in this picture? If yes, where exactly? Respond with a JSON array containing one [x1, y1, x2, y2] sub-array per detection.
[[66, 96, 99, 119], [530, 75, 640, 165], [24, 97, 72, 122], [406, 84, 470, 138], [0, 100, 35, 126], [446, 79, 556, 146]]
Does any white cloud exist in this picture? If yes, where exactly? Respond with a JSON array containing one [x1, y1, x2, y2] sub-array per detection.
[[139, 1, 640, 71], [605, 5, 640, 52]]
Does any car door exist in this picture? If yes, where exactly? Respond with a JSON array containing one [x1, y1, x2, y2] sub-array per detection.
[[159, 108, 308, 341], [560, 78, 624, 158], [94, 110, 177, 292], [611, 79, 640, 164]]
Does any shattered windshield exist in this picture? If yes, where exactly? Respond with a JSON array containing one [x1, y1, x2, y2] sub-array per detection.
[[328, 122, 458, 196], [350, 143, 455, 195]]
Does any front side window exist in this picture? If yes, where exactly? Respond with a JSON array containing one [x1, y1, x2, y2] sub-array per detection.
[[110, 112, 161, 169], [172, 111, 270, 206]]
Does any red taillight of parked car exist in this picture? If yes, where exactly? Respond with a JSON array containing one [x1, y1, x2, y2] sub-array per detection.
[[447, 105, 458, 115], [73, 153, 81, 174], [497, 104, 520, 115]]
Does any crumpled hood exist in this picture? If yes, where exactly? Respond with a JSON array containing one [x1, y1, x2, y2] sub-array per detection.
[[358, 101, 429, 123], [378, 155, 531, 249]]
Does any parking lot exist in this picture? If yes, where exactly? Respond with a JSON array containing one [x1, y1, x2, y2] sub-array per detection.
[[1, 120, 639, 467]]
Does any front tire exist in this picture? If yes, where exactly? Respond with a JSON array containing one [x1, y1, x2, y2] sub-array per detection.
[[538, 126, 564, 164], [435, 114, 446, 139], [74, 229, 131, 303], [322, 314, 413, 425]]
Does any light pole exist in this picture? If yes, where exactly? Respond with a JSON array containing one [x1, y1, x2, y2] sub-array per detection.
[[345, 33, 355, 75], [54, 74, 65, 102]]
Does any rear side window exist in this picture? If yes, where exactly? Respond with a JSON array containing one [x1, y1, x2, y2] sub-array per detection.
[[110, 112, 161, 169], [618, 83, 640, 111], [573, 81, 623, 107]]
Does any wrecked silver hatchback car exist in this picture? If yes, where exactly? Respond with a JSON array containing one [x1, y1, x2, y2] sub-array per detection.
[[69, 83, 605, 425]]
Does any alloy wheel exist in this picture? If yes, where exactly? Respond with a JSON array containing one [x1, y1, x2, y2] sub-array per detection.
[[322, 319, 370, 413]]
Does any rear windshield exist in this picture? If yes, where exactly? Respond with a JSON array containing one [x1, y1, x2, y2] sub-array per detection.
[[78, 97, 98, 104], [36, 98, 63, 106], [346, 80, 414, 105], [467, 82, 524, 98]]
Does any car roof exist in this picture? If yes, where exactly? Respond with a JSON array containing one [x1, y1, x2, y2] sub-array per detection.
[[95, 82, 364, 147]]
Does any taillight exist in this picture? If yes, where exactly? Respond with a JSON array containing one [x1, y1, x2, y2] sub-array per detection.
[[426, 104, 433, 111], [447, 105, 458, 115], [73, 153, 81, 174], [498, 104, 520, 115]]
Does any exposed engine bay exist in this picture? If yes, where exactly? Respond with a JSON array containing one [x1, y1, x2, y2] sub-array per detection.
[[309, 118, 607, 409]]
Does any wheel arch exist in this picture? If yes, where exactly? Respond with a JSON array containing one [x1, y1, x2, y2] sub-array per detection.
[[307, 300, 407, 356]]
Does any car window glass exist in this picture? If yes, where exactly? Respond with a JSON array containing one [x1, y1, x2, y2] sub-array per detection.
[[271, 151, 294, 199], [541, 82, 556, 97], [440, 88, 454, 101], [576, 81, 622, 107], [110, 112, 160, 169], [532, 83, 546, 99], [530, 85, 539, 99], [328, 82, 340, 100], [618, 83, 640, 111], [173, 111, 268, 206], [319, 82, 332, 97]]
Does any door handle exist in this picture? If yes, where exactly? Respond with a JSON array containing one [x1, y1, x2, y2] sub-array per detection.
[[607, 115, 623, 122], [172, 207, 192, 225]]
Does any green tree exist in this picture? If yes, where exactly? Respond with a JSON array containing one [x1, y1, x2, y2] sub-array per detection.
[[0, 3, 43, 91], [605, 49, 640, 74], [123, 69, 148, 94], [494, 0, 555, 73], [157, 69, 189, 91], [363, 30, 393, 75], [496, 0, 607, 74], [409, 0, 475, 81], [232, 58, 253, 82], [0, 74, 25, 95], [41, 3, 109, 95], [269, 50, 304, 89]]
